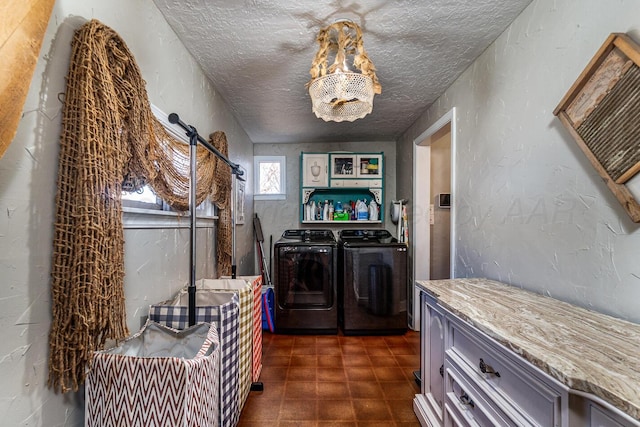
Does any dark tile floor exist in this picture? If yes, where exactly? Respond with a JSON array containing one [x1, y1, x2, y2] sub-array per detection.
[[238, 330, 422, 426]]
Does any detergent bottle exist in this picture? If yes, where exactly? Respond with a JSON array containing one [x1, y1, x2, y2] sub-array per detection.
[[368, 200, 379, 221], [357, 200, 368, 220]]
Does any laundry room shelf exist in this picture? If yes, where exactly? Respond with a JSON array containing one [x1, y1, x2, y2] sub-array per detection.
[[300, 152, 385, 223], [301, 220, 382, 224]]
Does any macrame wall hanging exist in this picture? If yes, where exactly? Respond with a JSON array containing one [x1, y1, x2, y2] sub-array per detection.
[[48, 19, 231, 393]]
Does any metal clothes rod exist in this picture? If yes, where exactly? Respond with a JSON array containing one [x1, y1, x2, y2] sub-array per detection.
[[169, 112, 244, 326], [168, 113, 244, 178]]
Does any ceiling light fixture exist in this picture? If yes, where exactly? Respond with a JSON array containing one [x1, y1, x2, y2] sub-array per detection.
[[307, 20, 381, 122]]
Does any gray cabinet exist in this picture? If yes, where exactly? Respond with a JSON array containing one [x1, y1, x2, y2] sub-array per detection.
[[414, 283, 640, 427], [415, 287, 568, 427], [570, 395, 640, 427], [414, 292, 446, 426], [445, 313, 567, 427]]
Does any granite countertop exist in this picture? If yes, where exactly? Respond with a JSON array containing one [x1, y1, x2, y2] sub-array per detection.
[[416, 278, 640, 421]]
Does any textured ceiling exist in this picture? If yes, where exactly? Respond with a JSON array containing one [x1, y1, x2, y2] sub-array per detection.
[[153, 0, 533, 143]]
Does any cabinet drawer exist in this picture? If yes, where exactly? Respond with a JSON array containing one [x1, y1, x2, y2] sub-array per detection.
[[447, 318, 564, 426], [445, 402, 468, 427], [445, 365, 507, 427], [591, 404, 627, 427], [330, 179, 382, 188]]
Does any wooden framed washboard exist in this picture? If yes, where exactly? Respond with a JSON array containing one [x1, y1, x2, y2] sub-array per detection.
[[554, 33, 640, 223]]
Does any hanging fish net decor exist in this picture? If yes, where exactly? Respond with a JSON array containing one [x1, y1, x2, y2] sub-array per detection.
[[48, 19, 230, 392]]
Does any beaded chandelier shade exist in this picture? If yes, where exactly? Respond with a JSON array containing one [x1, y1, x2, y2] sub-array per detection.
[[307, 20, 381, 122]]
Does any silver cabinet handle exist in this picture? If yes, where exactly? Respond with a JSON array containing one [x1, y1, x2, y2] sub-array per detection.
[[459, 391, 475, 408], [479, 358, 501, 377]]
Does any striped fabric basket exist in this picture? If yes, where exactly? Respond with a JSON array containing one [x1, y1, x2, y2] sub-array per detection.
[[195, 279, 253, 408], [149, 292, 240, 427], [223, 275, 263, 382], [247, 276, 263, 383], [85, 320, 220, 427]]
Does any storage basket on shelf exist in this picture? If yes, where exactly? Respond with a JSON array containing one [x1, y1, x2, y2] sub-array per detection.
[[149, 292, 240, 427], [85, 320, 220, 427]]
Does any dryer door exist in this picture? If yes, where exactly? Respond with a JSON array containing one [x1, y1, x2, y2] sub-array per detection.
[[275, 245, 334, 309]]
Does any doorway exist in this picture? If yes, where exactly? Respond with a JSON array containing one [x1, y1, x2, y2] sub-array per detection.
[[429, 123, 451, 280], [411, 108, 456, 329]]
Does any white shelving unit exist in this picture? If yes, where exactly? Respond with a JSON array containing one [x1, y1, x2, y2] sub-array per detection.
[[300, 152, 384, 224]]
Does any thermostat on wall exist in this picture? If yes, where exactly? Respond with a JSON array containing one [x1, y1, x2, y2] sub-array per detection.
[[436, 193, 450, 209]]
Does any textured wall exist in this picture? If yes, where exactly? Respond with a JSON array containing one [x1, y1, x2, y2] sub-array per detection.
[[398, 0, 640, 323], [253, 141, 396, 272], [0, 0, 254, 425]]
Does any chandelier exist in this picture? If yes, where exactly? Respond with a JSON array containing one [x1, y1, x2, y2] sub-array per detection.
[[307, 20, 382, 122]]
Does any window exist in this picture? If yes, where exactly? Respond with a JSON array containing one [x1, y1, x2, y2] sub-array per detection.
[[122, 184, 164, 210], [121, 105, 216, 227], [254, 156, 286, 200]]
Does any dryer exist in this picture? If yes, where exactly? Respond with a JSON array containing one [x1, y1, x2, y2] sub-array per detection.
[[338, 229, 408, 335], [273, 229, 337, 334]]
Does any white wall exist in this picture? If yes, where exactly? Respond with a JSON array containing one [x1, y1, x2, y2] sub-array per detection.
[[398, 0, 640, 323], [0, 0, 254, 425]]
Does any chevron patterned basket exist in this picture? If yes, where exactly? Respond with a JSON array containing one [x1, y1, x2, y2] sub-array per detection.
[[149, 292, 240, 427], [85, 320, 220, 427]]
